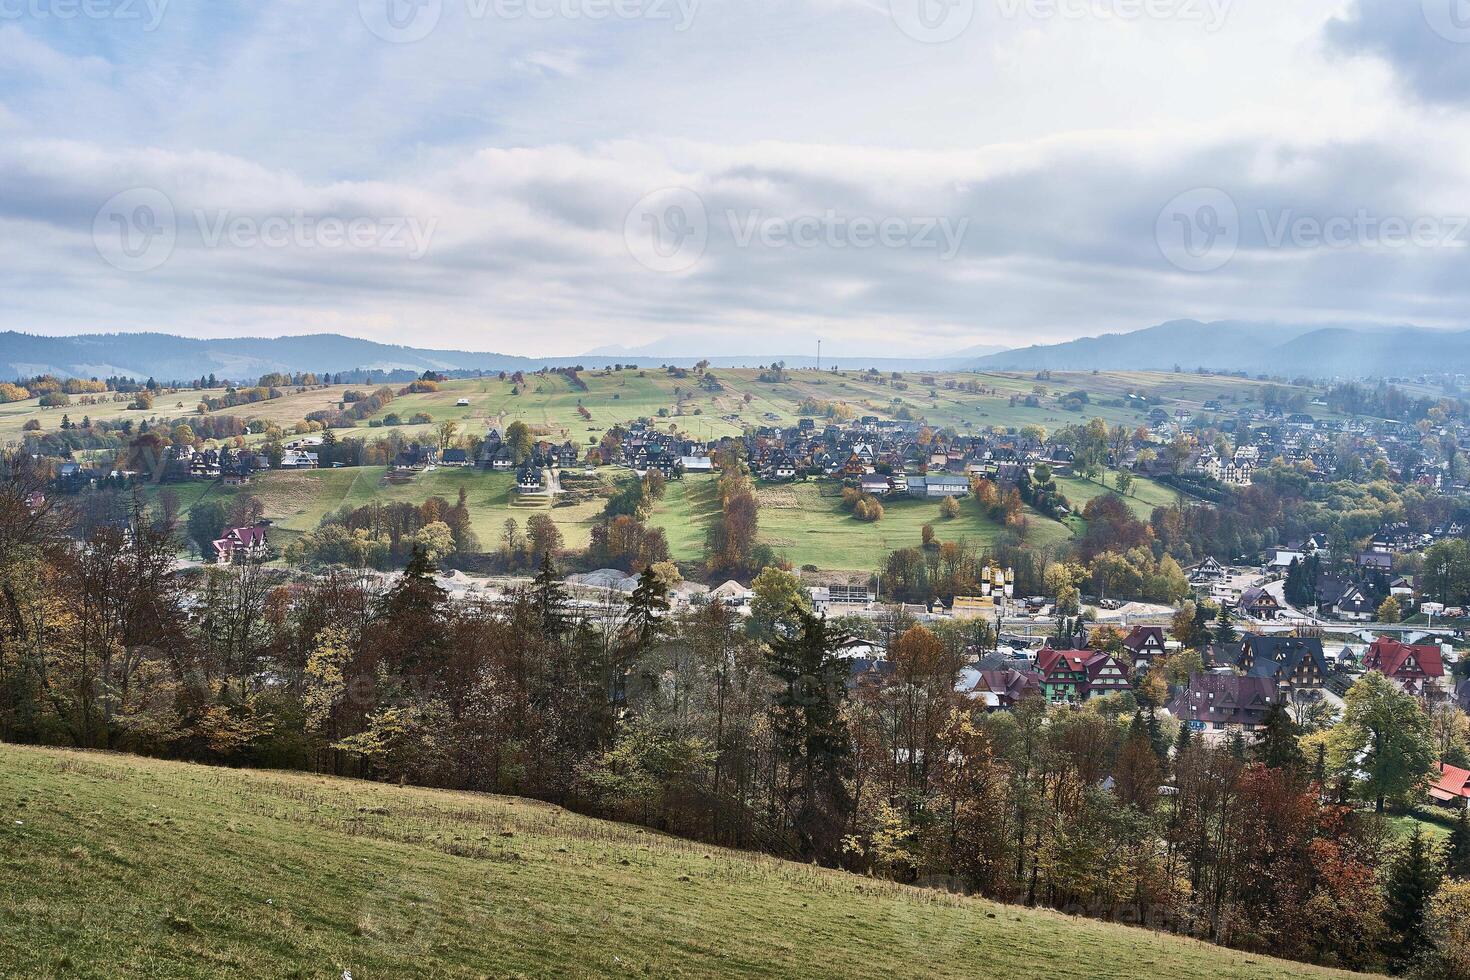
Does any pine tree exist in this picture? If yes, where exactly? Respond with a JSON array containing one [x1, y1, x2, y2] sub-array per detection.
[[1384, 828, 1442, 967], [1214, 604, 1238, 646], [1447, 810, 1470, 880], [1224, 729, 1247, 761], [531, 549, 570, 636], [622, 564, 670, 658], [1192, 601, 1212, 650], [1252, 702, 1306, 774], [766, 607, 852, 859]]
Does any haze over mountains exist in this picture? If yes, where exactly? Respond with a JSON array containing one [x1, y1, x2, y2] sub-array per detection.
[[1, 322, 1461, 382]]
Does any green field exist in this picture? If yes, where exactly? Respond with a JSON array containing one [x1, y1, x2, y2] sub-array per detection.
[[1054, 474, 1181, 521], [0, 744, 1361, 979], [19, 368, 1297, 572]]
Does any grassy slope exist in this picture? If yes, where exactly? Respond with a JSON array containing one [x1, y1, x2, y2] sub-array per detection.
[[1054, 474, 1180, 522], [0, 745, 1359, 980]]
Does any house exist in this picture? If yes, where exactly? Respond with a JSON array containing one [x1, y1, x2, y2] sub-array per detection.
[[1364, 637, 1446, 699], [278, 450, 319, 470], [680, 455, 714, 474], [441, 449, 471, 467], [1035, 648, 1127, 703], [212, 523, 269, 563], [1237, 586, 1281, 621], [963, 668, 1043, 709], [1429, 763, 1470, 810], [859, 474, 891, 496], [1238, 634, 1329, 690], [515, 464, 546, 494], [1121, 626, 1168, 673], [1169, 674, 1279, 740], [1082, 651, 1132, 698], [392, 444, 437, 473], [1036, 648, 1090, 703], [1191, 556, 1226, 583], [456, 397, 471, 407]]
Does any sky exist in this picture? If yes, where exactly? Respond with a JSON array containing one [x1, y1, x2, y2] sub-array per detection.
[[2, 0, 1470, 357]]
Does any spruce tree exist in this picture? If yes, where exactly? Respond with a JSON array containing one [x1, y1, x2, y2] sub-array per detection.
[[531, 549, 570, 636], [1174, 718, 1193, 758], [1384, 828, 1442, 967], [1253, 702, 1306, 774], [1214, 604, 1238, 646], [1446, 809, 1470, 880]]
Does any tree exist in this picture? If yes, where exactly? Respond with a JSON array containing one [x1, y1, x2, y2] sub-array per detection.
[[1383, 828, 1442, 968], [504, 420, 534, 463], [939, 495, 960, 519], [1377, 595, 1401, 624], [748, 566, 811, 641], [1423, 879, 1470, 980], [186, 499, 228, 559], [1332, 672, 1435, 812], [1213, 604, 1237, 646], [530, 550, 570, 635], [1252, 702, 1305, 774], [1447, 809, 1470, 880], [525, 513, 563, 559], [765, 606, 852, 860]]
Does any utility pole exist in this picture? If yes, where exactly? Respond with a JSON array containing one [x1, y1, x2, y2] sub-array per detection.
[[816, 338, 821, 373]]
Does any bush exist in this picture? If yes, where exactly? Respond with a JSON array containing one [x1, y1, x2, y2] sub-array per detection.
[[853, 494, 884, 522], [39, 392, 70, 408], [939, 495, 961, 519]]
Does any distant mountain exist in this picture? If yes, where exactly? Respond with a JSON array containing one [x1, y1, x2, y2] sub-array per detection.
[[0, 332, 574, 382], [581, 337, 1009, 370], [967, 320, 1460, 377], [0, 331, 1011, 381]]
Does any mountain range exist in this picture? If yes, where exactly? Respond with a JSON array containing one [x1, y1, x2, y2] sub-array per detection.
[[1, 322, 1462, 382], [967, 319, 1464, 377]]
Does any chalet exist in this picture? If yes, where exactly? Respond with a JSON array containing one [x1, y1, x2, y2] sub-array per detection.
[[1364, 637, 1446, 699], [515, 464, 546, 494], [488, 446, 517, 471], [1082, 651, 1132, 698], [391, 445, 437, 473], [1169, 674, 1279, 740], [859, 474, 891, 496], [1121, 626, 1168, 673], [1035, 648, 1089, 703], [212, 523, 269, 564], [964, 668, 1042, 709], [1238, 634, 1328, 690], [1237, 587, 1281, 621], [440, 449, 471, 467], [1429, 763, 1470, 810], [1190, 556, 1226, 583], [1035, 648, 1126, 703]]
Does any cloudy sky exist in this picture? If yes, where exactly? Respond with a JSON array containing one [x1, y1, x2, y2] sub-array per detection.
[[2, 0, 1469, 357]]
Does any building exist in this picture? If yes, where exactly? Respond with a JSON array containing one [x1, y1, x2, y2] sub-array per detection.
[[1121, 626, 1168, 674], [212, 524, 269, 563], [1364, 637, 1446, 699], [1430, 763, 1470, 810], [1169, 674, 1280, 740], [1238, 634, 1329, 690], [1035, 648, 1129, 703], [1237, 587, 1281, 621]]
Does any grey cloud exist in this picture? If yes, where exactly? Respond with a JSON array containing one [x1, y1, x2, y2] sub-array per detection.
[[1326, 0, 1470, 105]]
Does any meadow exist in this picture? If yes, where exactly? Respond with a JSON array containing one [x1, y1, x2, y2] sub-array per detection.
[[0, 744, 1363, 980], [21, 368, 1231, 571]]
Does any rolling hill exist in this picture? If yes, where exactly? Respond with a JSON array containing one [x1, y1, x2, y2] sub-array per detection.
[[0, 744, 1362, 979]]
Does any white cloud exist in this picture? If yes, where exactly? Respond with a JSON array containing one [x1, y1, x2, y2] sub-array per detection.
[[0, 1, 1468, 355]]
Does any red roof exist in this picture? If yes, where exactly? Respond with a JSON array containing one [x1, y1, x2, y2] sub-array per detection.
[[1036, 648, 1093, 678], [1431, 762, 1470, 803], [1365, 637, 1444, 680], [1122, 626, 1166, 652]]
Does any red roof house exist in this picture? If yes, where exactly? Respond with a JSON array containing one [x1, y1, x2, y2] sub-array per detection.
[[1365, 637, 1445, 699], [1430, 762, 1470, 809]]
